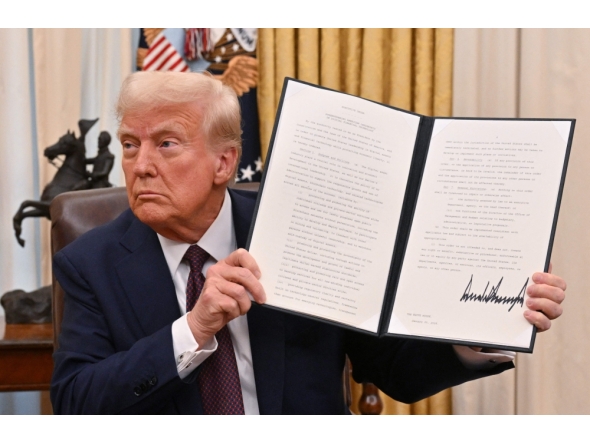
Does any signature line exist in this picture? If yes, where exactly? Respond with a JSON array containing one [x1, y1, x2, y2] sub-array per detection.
[[459, 275, 527, 312]]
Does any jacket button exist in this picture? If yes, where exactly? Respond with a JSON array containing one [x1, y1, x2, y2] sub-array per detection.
[[149, 376, 158, 386], [133, 386, 142, 396]]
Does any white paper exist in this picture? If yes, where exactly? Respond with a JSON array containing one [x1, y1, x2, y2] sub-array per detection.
[[249, 80, 420, 332], [389, 119, 570, 348]]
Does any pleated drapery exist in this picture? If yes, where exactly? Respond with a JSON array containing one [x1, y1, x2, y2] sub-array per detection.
[[453, 28, 590, 415], [0, 28, 132, 414], [257, 28, 454, 415], [30, 29, 132, 285]]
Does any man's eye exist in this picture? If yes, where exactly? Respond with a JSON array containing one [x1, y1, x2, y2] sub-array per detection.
[[161, 141, 175, 148], [122, 142, 135, 150]]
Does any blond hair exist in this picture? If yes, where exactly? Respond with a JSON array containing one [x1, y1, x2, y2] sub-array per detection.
[[116, 71, 242, 171]]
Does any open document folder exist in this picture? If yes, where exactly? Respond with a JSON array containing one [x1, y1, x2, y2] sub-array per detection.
[[247, 78, 574, 352]]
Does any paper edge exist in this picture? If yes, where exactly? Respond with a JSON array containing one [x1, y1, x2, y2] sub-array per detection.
[[387, 312, 410, 335], [431, 119, 453, 138], [284, 80, 309, 100], [356, 313, 381, 333], [552, 120, 572, 143]]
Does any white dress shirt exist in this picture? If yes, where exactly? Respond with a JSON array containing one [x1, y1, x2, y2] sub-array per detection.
[[158, 190, 515, 415], [158, 190, 260, 415]]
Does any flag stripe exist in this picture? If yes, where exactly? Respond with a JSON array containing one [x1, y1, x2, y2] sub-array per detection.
[[169, 58, 184, 71], [143, 32, 189, 73], [154, 50, 177, 71], [142, 34, 167, 66], [160, 49, 185, 71], [144, 42, 172, 70]]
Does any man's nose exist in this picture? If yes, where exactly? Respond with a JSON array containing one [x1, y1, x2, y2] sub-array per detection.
[[133, 145, 158, 177]]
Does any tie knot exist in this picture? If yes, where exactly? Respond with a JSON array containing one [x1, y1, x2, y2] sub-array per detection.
[[183, 244, 210, 273]]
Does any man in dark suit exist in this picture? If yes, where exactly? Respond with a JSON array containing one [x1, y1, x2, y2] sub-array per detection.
[[50, 72, 566, 414]]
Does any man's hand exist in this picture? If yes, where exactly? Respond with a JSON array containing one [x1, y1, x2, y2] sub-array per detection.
[[524, 263, 566, 332], [186, 248, 266, 347]]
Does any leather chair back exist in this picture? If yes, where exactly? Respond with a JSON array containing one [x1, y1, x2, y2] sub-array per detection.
[[50, 183, 260, 350]]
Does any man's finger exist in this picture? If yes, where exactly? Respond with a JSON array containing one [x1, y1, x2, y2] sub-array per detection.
[[531, 272, 567, 291], [208, 266, 265, 303], [216, 295, 245, 321], [212, 279, 253, 315], [526, 297, 563, 320], [209, 249, 266, 304], [527, 283, 566, 304], [189, 293, 242, 343], [524, 310, 552, 332], [222, 248, 261, 278]]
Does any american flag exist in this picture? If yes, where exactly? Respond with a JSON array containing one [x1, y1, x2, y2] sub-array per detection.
[[143, 32, 189, 72]]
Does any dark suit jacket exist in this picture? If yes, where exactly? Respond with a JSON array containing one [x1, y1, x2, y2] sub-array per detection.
[[50, 189, 513, 414]]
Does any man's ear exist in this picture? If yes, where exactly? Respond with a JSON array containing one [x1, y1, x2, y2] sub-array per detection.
[[213, 147, 239, 185]]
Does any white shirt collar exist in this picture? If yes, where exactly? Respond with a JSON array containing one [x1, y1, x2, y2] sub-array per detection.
[[157, 189, 236, 277]]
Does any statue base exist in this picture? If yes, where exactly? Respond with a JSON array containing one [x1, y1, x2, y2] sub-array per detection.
[[1, 285, 52, 324]]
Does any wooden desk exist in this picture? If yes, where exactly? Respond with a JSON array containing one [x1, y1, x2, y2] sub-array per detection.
[[0, 323, 53, 392]]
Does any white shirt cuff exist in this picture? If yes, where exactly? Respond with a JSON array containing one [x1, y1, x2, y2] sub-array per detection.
[[172, 314, 218, 379], [453, 345, 516, 370]]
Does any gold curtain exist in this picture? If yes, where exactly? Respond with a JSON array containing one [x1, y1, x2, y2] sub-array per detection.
[[256, 28, 454, 415]]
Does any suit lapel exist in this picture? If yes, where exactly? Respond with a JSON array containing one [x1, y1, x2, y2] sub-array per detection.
[[116, 215, 181, 336], [114, 194, 286, 413], [229, 188, 256, 249], [230, 189, 286, 414]]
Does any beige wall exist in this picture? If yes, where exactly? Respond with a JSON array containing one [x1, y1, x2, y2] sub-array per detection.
[[453, 28, 590, 414]]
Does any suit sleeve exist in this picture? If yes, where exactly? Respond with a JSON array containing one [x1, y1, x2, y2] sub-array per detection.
[[345, 330, 514, 404], [50, 251, 198, 414]]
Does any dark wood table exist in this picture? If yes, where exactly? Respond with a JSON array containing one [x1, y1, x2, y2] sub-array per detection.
[[0, 323, 53, 392]]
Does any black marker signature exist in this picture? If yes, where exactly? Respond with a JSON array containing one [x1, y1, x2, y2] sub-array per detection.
[[459, 275, 527, 312]]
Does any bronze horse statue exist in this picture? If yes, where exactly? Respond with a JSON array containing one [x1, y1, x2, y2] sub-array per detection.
[[12, 118, 113, 247]]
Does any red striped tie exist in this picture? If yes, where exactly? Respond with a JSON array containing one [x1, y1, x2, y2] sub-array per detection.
[[184, 244, 245, 415]]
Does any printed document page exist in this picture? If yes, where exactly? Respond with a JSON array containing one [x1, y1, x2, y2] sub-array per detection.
[[249, 81, 420, 332], [389, 119, 571, 348]]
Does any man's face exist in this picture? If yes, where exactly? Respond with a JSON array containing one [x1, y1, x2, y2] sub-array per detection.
[[119, 102, 235, 243]]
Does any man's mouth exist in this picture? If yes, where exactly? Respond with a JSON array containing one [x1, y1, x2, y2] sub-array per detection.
[[136, 190, 161, 198]]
